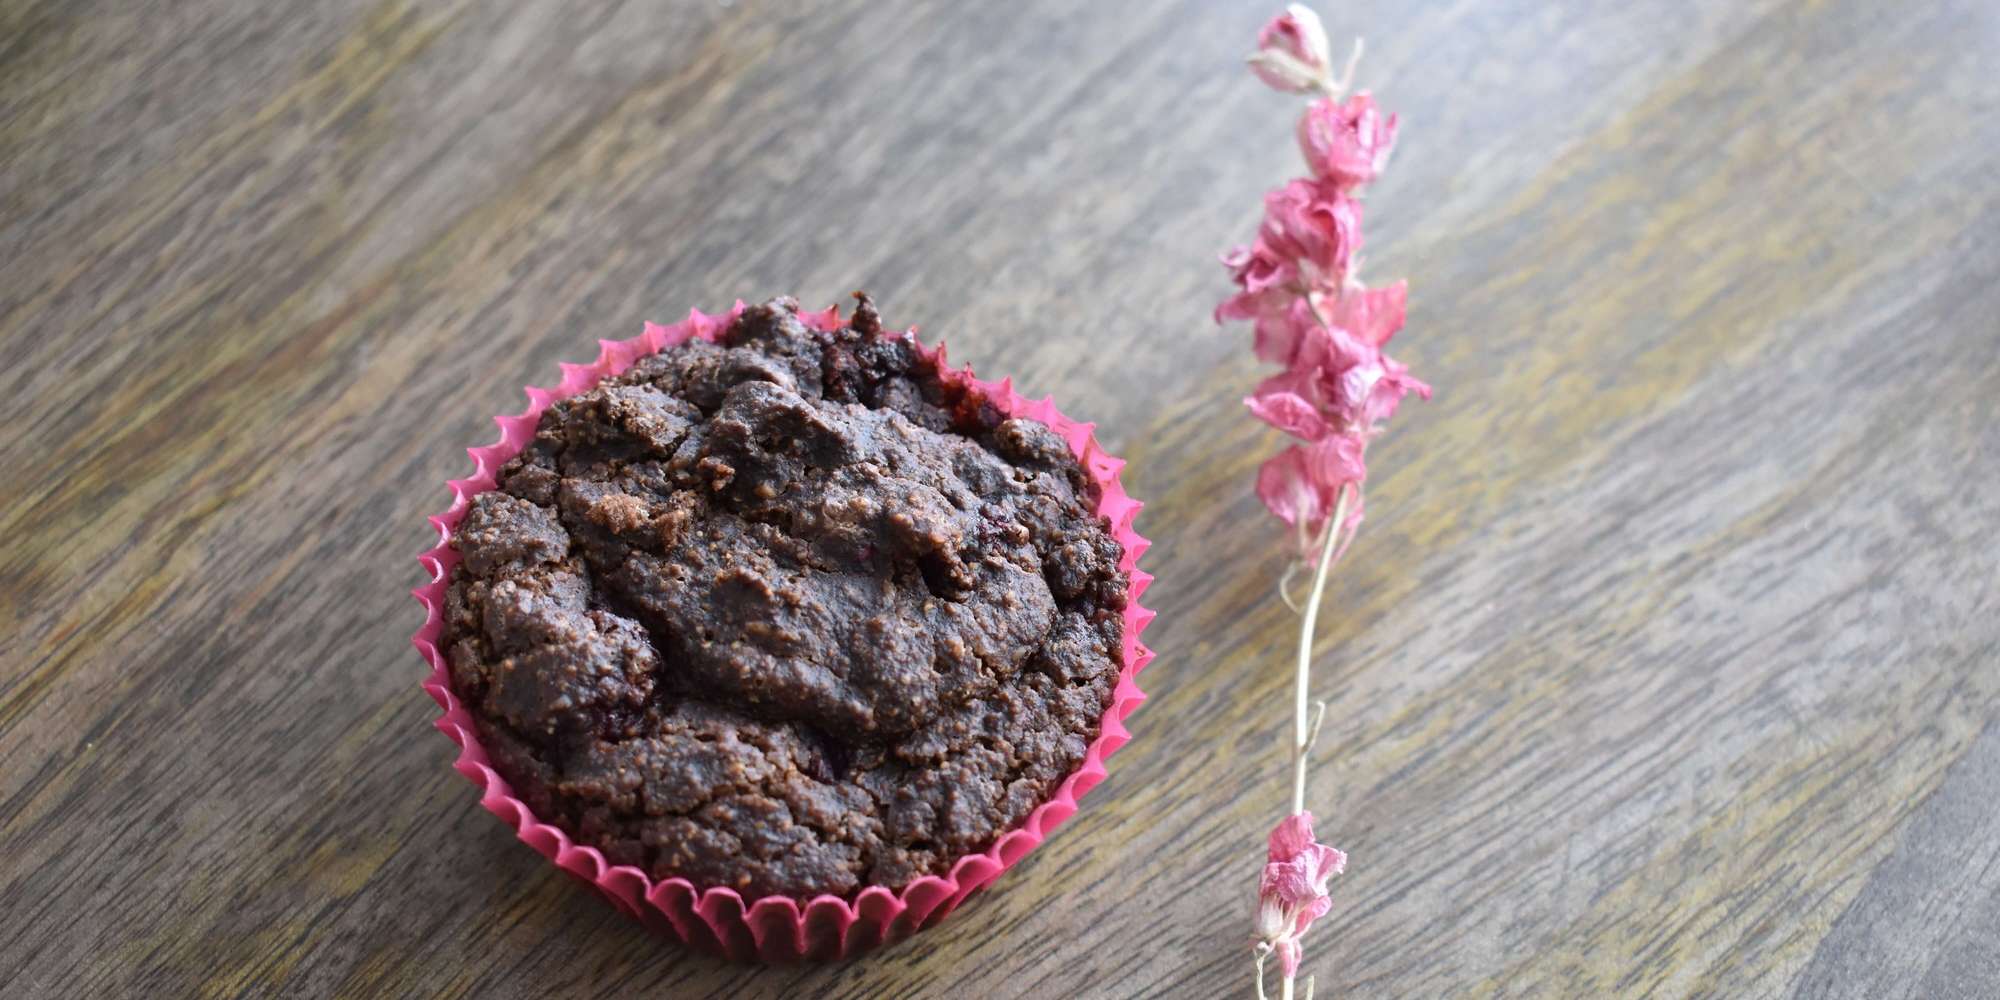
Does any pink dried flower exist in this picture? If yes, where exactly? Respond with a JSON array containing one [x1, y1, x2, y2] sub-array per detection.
[[1217, 183, 1362, 329], [1264, 180, 1360, 292], [1257, 296, 1427, 440], [1216, 241, 1302, 325], [1243, 272, 1404, 368], [1258, 179, 1363, 291], [1248, 5, 1333, 93], [1256, 813, 1348, 979], [1267, 812, 1346, 880], [1298, 92, 1398, 190], [1255, 438, 1364, 548]]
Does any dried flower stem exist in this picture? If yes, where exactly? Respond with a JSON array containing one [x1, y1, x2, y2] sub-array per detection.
[[1290, 487, 1350, 815], [1314, 37, 1364, 98], [1278, 971, 1317, 1000]]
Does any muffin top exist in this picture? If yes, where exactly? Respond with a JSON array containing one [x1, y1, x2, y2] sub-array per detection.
[[444, 296, 1127, 898]]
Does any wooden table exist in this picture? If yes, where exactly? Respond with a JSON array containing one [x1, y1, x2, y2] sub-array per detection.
[[5, 1, 1996, 996]]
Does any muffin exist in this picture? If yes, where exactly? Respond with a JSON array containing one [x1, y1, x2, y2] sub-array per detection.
[[438, 295, 1131, 900]]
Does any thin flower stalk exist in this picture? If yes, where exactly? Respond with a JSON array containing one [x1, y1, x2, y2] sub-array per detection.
[[1290, 486, 1349, 815]]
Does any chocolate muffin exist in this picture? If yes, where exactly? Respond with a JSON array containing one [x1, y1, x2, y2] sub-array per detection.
[[443, 296, 1128, 898]]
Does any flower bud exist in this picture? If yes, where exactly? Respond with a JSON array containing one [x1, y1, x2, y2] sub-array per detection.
[[1248, 5, 1332, 93]]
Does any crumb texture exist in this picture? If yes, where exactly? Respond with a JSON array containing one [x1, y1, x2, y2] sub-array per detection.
[[445, 297, 1128, 897]]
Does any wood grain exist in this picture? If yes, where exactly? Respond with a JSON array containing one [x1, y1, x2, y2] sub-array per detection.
[[3, 0, 1997, 996]]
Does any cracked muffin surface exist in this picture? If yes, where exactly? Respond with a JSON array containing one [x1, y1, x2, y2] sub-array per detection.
[[444, 295, 1128, 897]]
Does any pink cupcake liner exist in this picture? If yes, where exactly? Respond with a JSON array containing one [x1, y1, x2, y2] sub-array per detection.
[[410, 302, 1156, 962]]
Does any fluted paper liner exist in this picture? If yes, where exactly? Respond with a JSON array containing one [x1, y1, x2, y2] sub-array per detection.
[[411, 303, 1156, 961]]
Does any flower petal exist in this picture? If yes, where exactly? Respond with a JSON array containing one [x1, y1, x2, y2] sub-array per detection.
[[1307, 843, 1347, 892], [1305, 434, 1367, 490], [1326, 280, 1407, 348], [1267, 812, 1319, 862], [1292, 894, 1334, 938], [1256, 448, 1328, 534], [1251, 298, 1319, 366], [1291, 317, 1373, 382], [1260, 857, 1318, 906], [1246, 370, 1331, 440]]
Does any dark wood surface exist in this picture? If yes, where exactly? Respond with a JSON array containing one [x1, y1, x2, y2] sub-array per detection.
[[4, 1, 1997, 996]]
